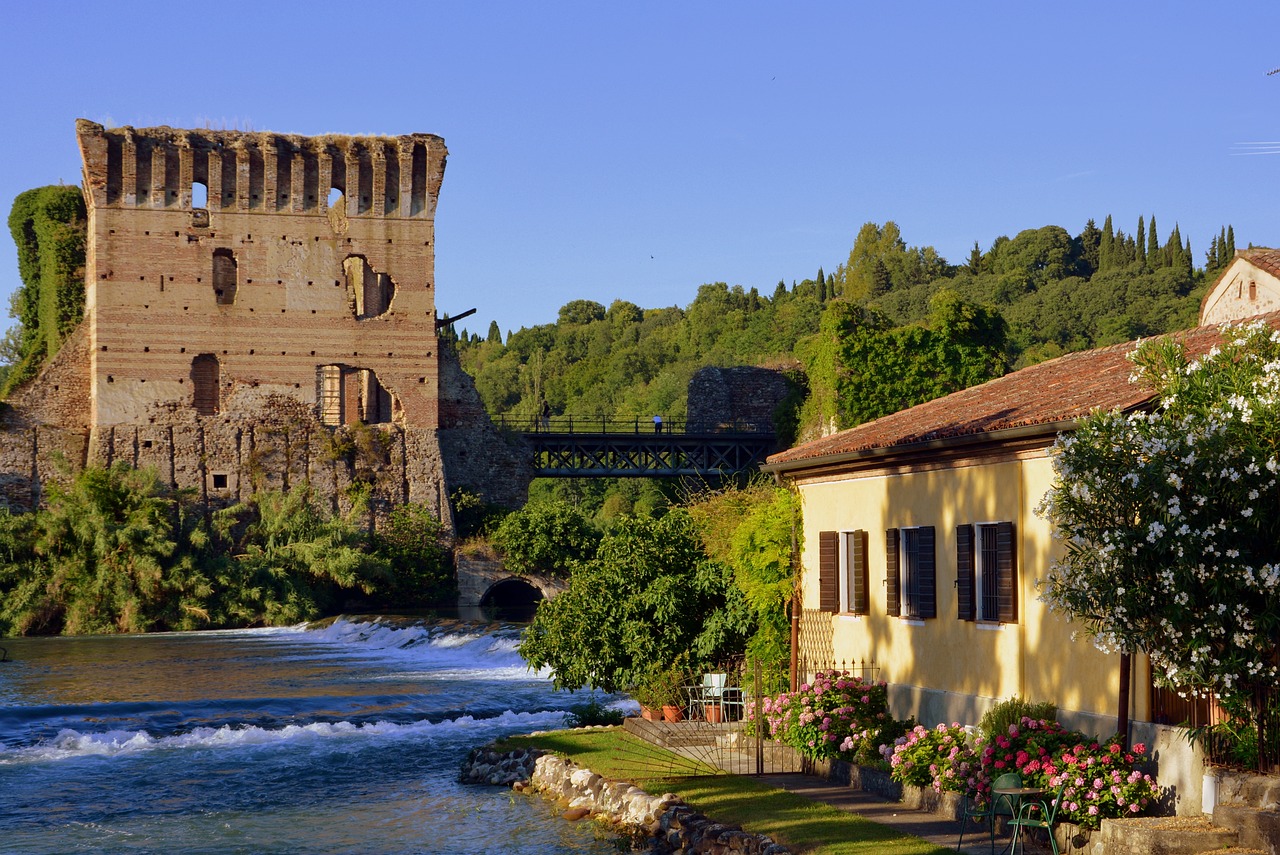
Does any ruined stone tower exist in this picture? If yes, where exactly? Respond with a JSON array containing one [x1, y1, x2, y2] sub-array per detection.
[[0, 120, 530, 518]]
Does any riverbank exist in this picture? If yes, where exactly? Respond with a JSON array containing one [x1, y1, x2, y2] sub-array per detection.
[[480, 726, 955, 854]]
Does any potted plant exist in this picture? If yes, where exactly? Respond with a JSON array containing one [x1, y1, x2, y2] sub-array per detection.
[[631, 662, 689, 722]]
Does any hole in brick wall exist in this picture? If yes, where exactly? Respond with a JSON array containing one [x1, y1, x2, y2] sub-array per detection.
[[311, 310, 316, 314], [277, 280, 282, 284], [419, 377, 425, 383], [107, 376, 114, 383], [213, 249, 237, 305], [143, 347, 150, 352], [100, 345, 108, 351], [174, 231, 179, 237], [249, 349, 255, 354], [180, 347, 186, 353], [142, 440, 153, 449], [212, 473, 228, 489], [191, 354, 220, 415]]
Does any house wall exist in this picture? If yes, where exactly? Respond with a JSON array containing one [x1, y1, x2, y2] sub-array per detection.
[[793, 449, 1149, 734], [1200, 256, 1280, 325]]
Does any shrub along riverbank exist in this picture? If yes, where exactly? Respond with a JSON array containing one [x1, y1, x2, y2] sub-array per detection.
[[0, 463, 451, 636]]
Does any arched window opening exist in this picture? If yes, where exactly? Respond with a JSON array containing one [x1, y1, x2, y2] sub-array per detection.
[[327, 186, 344, 209], [212, 249, 237, 305], [1250, 281, 1258, 301], [410, 143, 427, 216], [191, 181, 208, 209], [384, 151, 400, 214], [342, 255, 395, 319], [191, 354, 220, 416]]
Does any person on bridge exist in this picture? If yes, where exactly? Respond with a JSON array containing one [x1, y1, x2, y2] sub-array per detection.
[[540, 400, 551, 431], [653, 415, 663, 434]]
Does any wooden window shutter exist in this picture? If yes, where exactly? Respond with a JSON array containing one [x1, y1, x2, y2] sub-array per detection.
[[818, 531, 839, 614], [917, 526, 937, 619], [851, 530, 869, 614], [956, 524, 975, 621], [997, 521, 1017, 623], [885, 528, 900, 617]]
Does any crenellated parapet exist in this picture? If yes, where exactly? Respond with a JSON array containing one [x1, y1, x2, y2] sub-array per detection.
[[76, 120, 446, 219]]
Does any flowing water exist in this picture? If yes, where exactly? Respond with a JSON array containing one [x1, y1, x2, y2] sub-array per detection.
[[0, 619, 631, 854]]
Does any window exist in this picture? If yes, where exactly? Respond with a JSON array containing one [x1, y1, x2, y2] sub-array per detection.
[[211, 473, 228, 490], [886, 526, 935, 619], [840, 530, 869, 614], [956, 522, 1017, 622], [818, 531, 839, 614]]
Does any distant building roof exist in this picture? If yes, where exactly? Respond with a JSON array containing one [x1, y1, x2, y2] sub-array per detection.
[[766, 314, 1280, 473]]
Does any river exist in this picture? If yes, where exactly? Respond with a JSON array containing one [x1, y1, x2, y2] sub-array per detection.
[[0, 619, 631, 854]]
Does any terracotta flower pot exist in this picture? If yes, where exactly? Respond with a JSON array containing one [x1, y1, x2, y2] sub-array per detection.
[[704, 704, 723, 723], [662, 705, 684, 722], [640, 705, 660, 721]]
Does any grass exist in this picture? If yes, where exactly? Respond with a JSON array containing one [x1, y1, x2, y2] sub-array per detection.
[[503, 727, 953, 855]]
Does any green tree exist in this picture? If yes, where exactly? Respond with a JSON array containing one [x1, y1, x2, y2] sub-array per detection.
[[491, 499, 600, 577], [518, 509, 749, 692], [486, 320, 503, 344], [1039, 322, 1280, 737], [688, 483, 798, 692], [5, 186, 87, 396]]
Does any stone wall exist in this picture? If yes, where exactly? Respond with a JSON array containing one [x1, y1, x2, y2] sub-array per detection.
[[686, 366, 793, 433], [459, 743, 792, 854]]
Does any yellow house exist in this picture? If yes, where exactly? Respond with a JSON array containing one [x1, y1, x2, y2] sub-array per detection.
[[763, 249, 1280, 812]]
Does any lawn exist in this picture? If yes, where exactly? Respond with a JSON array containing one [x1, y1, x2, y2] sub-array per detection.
[[503, 727, 953, 855]]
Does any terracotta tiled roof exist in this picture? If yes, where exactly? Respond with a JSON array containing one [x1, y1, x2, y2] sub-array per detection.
[[1239, 247, 1280, 280], [766, 314, 1280, 470]]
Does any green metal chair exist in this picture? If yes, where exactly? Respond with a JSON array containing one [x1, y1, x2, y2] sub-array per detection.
[[956, 771, 1021, 853], [1008, 781, 1068, 855]]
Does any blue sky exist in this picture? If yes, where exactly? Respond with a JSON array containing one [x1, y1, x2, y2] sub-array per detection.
[[1, 1, 1278, 337]]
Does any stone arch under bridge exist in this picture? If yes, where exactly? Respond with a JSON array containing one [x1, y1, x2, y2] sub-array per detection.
[[455, 554, 567, 622]]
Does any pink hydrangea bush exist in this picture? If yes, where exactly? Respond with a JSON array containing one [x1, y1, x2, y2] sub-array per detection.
[[886, 722, 977, 791], [750, 671, 897, 762], [978, 717, 1157, 829]]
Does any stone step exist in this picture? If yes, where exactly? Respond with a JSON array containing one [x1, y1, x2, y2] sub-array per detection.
[[1096, 816, 1239, 855], [1213, 802, 1280, 853]]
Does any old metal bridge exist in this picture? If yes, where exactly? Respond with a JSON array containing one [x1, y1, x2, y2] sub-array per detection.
[[500, 416, 777, 477]]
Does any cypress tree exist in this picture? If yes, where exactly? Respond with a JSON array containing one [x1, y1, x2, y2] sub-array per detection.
[[1100, 215, 1115, 271], [1220, 228, 1228, 265], [968, 241, 982, 274], [1207, 235, 1219, 270], [1184, 238, 1193, 275], [1147, 215, 1160, 266], [773, 280, 787, 301], [486, 320, 503, 344], [1079, 219, 1101, 276], [1137, 216, 1147, 264], [1226, 225, 1236, 259]]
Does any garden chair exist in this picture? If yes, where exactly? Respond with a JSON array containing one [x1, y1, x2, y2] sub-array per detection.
[[1008, 780, 1068, 855], [956, 771, 1021, 853]]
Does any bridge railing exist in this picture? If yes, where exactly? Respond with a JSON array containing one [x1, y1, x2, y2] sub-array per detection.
[[497, 415, 772, 435]]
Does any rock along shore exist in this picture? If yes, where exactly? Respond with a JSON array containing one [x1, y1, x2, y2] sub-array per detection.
[[459, 737, 792, 854]]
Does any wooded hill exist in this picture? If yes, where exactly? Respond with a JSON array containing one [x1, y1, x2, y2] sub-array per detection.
[[453, 216, 1231, 443]]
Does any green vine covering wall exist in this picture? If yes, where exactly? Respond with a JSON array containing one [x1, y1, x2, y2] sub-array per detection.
[[4, 185, 87, 397]]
